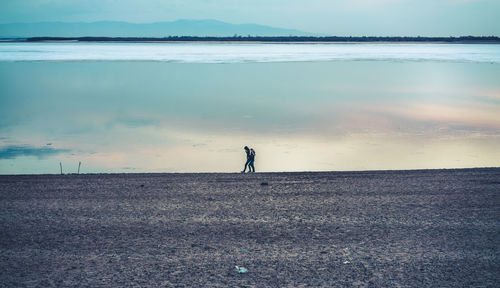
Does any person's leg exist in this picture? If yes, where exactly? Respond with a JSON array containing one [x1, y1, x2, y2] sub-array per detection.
[[242, 159, 250, 173], [250, 160, 255, 172]]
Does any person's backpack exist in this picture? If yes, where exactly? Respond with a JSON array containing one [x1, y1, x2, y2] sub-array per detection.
[[250, 148, 256, 158]]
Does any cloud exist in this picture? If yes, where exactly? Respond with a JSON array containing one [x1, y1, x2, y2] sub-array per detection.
[[0, 145, 70, 159], [364, 102, 500, 129]]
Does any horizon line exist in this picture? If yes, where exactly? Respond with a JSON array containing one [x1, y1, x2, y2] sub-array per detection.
[[8, 35, 499, 44]]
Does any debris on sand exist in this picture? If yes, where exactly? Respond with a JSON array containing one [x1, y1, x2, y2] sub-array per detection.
[[260, 182, 269, 186], [235, 266, 248, 273]]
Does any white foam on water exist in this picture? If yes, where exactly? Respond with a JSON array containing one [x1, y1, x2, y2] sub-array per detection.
[[0, 42, 499, 63]]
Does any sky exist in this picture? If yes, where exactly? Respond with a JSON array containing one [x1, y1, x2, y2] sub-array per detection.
[[0, 0, 499, 36]]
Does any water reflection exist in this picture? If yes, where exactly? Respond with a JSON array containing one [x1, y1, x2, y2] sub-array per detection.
[[0, 61, 499, 173]]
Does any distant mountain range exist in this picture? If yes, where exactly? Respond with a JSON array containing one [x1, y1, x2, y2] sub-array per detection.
[[0, 20, 310, 38]]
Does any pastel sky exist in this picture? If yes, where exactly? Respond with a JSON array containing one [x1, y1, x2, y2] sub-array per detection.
[[0, 1, 499, 174], [0, 0, 499, 36]]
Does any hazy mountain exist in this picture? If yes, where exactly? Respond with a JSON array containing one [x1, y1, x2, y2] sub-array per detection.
[[0, 20, 310, 38]]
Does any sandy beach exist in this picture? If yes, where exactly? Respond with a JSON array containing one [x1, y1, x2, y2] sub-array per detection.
[[0, 168, 499, 287]]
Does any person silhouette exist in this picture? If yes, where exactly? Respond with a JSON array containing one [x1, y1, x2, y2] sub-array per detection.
[[248, 148, 255, 173], [241, 146, 256, 173]]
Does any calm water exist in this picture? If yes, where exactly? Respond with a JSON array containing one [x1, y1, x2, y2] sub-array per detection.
[[1, 42, 500, 63], [0, 43, 499, 173]]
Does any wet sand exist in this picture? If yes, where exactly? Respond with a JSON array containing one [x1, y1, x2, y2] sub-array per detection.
[[0, 168, 499, 287]]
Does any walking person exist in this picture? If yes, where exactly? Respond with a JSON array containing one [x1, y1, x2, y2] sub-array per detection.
[[241, 146, 256, 173], [248, 148, 256, 173]]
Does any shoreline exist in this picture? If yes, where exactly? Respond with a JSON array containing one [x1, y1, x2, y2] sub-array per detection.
[[2, 35, 500, 44], [5, 41, 500, 45], [1, 166, 498, 177]]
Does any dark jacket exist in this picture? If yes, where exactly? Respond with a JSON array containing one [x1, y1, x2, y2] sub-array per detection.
[[249, 149, 255, 160], [245, 148, 251, 160]]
